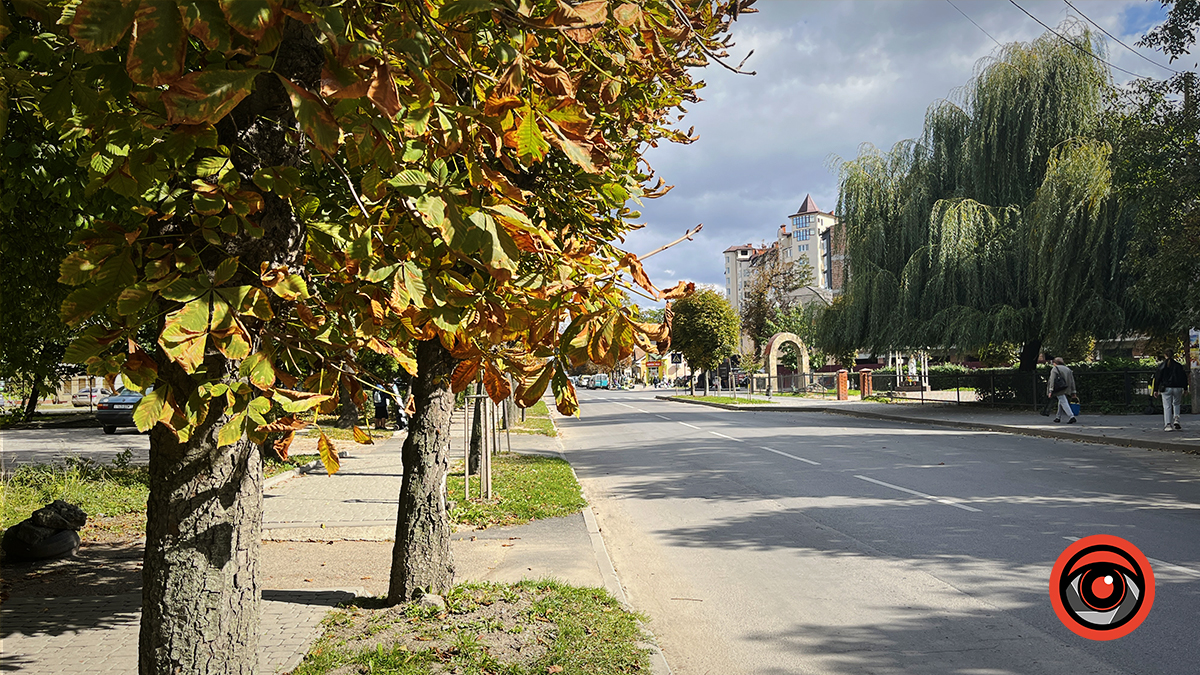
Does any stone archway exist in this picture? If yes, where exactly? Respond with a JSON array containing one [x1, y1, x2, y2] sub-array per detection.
[[763, 332, 810, 378]]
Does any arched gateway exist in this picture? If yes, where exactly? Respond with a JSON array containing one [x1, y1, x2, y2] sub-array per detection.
[[763, 332, 810, 379]]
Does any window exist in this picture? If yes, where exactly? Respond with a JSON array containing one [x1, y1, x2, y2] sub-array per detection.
[[791, 216, 801, 227], [784, 248, 791, 259], [798, 228, 810, 241]]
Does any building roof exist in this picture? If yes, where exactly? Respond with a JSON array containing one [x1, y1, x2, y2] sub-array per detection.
[[788, 194, 836, 219], [722, 243, 765, 254]]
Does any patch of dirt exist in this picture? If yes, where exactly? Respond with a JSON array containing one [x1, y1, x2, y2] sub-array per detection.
[[319, 588, 556, 672]]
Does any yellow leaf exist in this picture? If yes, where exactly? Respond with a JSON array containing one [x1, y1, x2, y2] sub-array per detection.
[[317, 431, 340, 475], [352, 426, 375, 445]]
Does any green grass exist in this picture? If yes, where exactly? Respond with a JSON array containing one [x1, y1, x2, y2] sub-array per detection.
[[290, 580, 650, 675], [447, 454, 586, 529], [265, 453, 321, 478], [304, 425, 389, 442], [508, 400, 557, 436], [1, 457, 149, 540], [675, 395, 775, 405]]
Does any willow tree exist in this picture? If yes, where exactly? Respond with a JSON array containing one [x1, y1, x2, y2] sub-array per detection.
[[821, 23, 1139, 368], [8, 0, 752, 671]]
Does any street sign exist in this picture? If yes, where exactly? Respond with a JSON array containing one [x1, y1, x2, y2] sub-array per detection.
[[670, 353, 683, 363], [646, 360, 662, 367]]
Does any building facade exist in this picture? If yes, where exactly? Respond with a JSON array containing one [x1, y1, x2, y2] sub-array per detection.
[[723, 194, 843, 313]]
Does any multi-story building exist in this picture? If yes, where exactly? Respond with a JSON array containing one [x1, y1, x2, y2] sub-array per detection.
[[723, 194, 843, 314]]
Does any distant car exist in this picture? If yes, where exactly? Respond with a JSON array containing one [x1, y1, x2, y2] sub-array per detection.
[[96, 388, 146, 434], [72, 387, 112, 407]]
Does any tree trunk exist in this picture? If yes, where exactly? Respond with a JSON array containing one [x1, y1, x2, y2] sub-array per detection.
[[388, 339, 457, 602], [1018, 339, 1042, 371], [140, 362, 262, 674], [703, 370, 710, 396], [139, 17, 320, 673], [23, 381, 38, 418], [468, 381, 483, 474], [335, 383, 358, 429]]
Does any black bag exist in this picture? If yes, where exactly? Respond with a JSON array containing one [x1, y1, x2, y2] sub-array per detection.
[[1050, 366, 1069, 396]]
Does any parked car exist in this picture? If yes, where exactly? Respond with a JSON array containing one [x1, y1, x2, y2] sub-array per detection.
[[96, 388, 146, 434], [591, 374, 610, 389], [73, 387, 112, 407]]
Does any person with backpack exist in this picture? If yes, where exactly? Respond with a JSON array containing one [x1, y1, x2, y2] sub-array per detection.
[[372, 388, 389, 429], [1153, 350, 1190, 432], [1046, 357, 1077, 424]]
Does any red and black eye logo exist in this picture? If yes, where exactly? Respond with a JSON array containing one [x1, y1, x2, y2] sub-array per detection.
[[1050, 535, 1155, 640]]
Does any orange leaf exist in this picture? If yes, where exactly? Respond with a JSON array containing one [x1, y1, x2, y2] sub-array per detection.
[[273, 431, 294, 460], [483, 362, 512, 403], [451, 358, 481, 394], [256, 415, 310, 433], [621, 253, 659, 299], [660, 281, 695, 300], [367, 63, 401, 118]]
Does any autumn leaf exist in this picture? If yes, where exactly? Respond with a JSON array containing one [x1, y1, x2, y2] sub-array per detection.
[[70, 0, 138, 53], [516, 362, 554, 408], [507, 108, 550, 163], [660, 280, 695, 299], [273, 431, 294, 460], [278, 75, 341, 154], [318, 431, 340, 475], [127, 0, 187, 86], [621, 252, 658, 297], [551, 366, 578, 415], [133, 387, 169, 432], [352, 426, 375, 445], [483, 362, 512, 403], [452, 358, 481, 393], [161, 68, 258, 125], [219, 0, 278, 40], [256, 416, 310, 432]]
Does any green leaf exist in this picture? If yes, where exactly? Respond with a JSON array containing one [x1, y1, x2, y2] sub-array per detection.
[[180, 0, 231, 51], [133, 387, 168, 432], [217, 410, 246, 447], [219, 0, 276, 39], [127, 0, 186, 86], [69, 0, 138, 52], [194, 192, 226, 215], [170, 297, 211, 334], [270, 274, 308, 301], [161, 277, 211, 303], [551, 365, 578, 415], [241, 351, 276, 389], [196, 156, 233, 178], [116, 285, 154, 316], [514, 109, 549, 163], [277, 75, 340, 154], [58, 251, 97, 286], [161, 68, 258, 126], [213, 257, 238, 285], [438, 0, 498, 23]]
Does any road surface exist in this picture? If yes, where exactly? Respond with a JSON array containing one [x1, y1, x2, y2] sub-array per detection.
[[557, 389, 1200, 675]]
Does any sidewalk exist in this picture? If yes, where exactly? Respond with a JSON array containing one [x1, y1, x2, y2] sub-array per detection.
[[2, 412, 625, 674], [658, 394, 1200, 453]]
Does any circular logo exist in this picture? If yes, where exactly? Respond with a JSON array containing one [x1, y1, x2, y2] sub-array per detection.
[[1050, 535, 1155, 640]]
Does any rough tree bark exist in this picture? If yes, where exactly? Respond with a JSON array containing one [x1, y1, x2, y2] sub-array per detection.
[[388, 339, 457, 602], [22, 382, 38, 418], [138, 18, 320, 674], [140, 360, 261, 674]]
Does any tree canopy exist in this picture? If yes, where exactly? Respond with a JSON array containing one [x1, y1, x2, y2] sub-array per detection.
[[1, 0, 752, 670], [739, 245, 811, 359], [818, 23, 1144, 368], [671, 287, 739, 374]]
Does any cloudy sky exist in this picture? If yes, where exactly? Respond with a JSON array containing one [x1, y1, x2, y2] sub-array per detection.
[[624, 0, 1177, 304]]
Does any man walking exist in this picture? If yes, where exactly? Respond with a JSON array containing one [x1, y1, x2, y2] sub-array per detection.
[[1154, 351, 1189, 432], [1047, 357, 1077, 424]]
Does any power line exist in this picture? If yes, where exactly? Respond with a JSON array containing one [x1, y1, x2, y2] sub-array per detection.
[[1009, 0, 1149, 80], [946, 0, 1002, 49], [1062, 0, 1179, 75]]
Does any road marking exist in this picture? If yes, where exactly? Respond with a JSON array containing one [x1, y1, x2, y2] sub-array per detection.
[[678, 422, 701, 430], [760, 446, 820, 465], [635, 408, 649, 413], [854, 475, 981, 512], [655, 414, 671, 420], [615, 402, 637, 409], [1063, 537, 1200, 578], [708, 430, 742, 442]]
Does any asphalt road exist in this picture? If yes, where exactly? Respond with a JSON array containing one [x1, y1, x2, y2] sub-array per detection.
[[0, 426, 149, 471], [557, 389, 1200, 675]]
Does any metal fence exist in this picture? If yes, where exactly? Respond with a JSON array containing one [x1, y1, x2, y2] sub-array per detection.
[[743, 369, 1167, 413]]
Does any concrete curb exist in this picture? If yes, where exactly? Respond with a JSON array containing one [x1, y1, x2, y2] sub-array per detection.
[[547, 412, 673, 675], [656, 395, 1200, 455]]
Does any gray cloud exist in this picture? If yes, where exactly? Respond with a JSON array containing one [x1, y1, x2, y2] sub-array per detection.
[[622, 0, 1170, 304]]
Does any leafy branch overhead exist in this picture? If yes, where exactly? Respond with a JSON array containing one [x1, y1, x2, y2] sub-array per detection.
[[29, 0, 753, 455]]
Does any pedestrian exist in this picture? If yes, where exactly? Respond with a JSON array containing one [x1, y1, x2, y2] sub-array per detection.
[[1153, 350, 1190, 432], [1046, 357, 1077, 424], [372, 388, 389, 429]]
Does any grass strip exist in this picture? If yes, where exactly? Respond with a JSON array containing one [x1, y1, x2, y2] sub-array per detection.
[[0, 458, 149, 541], [447, 454, 586, 529], [265, 453, 321, 479], [290, 580, 649, 675], [675, 395, 775, 405], [508, 400, 557, 437]]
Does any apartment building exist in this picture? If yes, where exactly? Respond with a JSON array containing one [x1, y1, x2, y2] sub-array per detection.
[[723, 194, 843, 313]]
